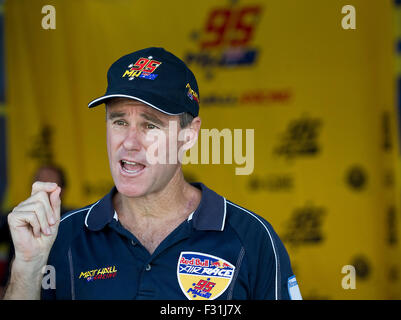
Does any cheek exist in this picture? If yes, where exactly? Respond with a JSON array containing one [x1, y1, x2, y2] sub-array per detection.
[[106, 129, 113, 154], [107, 130, 122, 159], [142, 131, 167, 163], [143, 130, 164, 148]]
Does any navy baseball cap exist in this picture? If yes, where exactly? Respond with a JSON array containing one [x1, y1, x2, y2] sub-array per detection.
[[88, 47, 200, 117]]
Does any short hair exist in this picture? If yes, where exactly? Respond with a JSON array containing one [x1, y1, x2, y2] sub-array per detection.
[[179, 112, 194, 128]]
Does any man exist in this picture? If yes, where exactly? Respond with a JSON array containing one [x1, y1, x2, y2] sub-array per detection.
[[4, 47, 301, 300]]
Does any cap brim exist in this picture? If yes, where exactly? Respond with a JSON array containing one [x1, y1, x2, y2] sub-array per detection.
[[88, 94, 183, 116]]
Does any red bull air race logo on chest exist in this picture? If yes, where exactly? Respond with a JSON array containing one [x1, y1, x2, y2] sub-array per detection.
[[177, 251, 235, 300]]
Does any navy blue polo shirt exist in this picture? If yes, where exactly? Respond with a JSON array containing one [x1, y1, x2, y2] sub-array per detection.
[[41, 183, 301, 300]]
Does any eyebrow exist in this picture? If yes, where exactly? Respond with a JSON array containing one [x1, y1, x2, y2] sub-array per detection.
[[140, 112, 166, 127], [107, 111, 126, 120], [107, 109, 167, 127]]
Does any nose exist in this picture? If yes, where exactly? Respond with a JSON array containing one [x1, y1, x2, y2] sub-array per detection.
[[123, 126, 142, 151]]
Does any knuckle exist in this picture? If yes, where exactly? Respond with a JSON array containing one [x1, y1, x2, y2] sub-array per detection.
[[7, 212, 14, 224], [32, 181, 41, 190], [9, 207, 20, 218], [17, 197, 29, 206], [32, 181, 55, 194], [33, 200, 45, 211], [33, 203, 47, 220], [35, 190, 48, 203], [31, 192, 49, 206]]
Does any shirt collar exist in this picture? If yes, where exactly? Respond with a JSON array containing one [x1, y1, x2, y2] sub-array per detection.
[[85, 182, 227, 232], [188, 182, 226, 231], [84, 187, 117, 231]]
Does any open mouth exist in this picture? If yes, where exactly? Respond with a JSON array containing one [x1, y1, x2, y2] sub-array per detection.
[[120, 159, 146, 175]]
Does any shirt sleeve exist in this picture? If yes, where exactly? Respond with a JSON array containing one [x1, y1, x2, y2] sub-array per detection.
[[252, 220, 302, 300]]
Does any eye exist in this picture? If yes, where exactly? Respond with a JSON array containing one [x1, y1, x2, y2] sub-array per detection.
[[113, 119, 127, 126], [146, 123, 158, 129]]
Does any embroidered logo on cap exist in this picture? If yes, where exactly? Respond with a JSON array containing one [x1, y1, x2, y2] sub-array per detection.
[[186, 83, 199, 103], [177, 251, 235, 300], [122, 56, 162, 81]]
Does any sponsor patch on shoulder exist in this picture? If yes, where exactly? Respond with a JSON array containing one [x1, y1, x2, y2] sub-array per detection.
[[177, 251, 235, 300], [288, 275, 302, 300]]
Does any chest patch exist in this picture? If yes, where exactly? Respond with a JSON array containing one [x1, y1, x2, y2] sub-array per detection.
[[177, 251, 235, 300], [78, 265, 118, 282]]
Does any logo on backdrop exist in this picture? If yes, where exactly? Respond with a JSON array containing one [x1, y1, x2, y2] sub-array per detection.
[[28, 125, 55, 165], [248, 173, 294, 192], [184, 3, 262, 71], [350, 255, 371, 280], [345, 165, 367, 191], [381, 111, 393, 152], [177, 251, 235, 300], [274, 115, 322, 160], [387, 205, 398, 246], [282, 203, 326, 247], [183, 1, 293, 108]]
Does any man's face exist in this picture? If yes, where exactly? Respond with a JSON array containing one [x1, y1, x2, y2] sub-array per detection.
[[106, 98, 187, 198]]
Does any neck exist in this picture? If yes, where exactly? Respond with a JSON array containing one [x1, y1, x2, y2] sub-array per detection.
[[113, 168, 201, 223]]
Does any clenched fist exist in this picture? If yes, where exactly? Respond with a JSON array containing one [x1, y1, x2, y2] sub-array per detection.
[[4, 181, 62, 299], [7, 181, 61, 265]]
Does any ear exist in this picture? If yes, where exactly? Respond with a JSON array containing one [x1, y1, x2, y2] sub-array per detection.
[[189, 117, 201, 135], [179, 116, 201, 151]]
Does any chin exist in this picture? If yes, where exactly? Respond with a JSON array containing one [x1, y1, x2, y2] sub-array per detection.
[[111, 162, 178, 198], [115, 182, 149, 198]]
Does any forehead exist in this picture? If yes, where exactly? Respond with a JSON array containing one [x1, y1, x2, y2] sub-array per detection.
[[106, 97, 172, 119]]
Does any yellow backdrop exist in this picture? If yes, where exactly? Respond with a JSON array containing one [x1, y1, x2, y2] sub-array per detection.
[[4, 0, 401, 299]]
